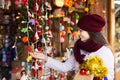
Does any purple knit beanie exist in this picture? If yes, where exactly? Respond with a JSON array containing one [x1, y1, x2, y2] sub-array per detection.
[[77, 14, 106, 32]]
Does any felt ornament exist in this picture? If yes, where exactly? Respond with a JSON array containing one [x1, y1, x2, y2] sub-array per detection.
[[45, 26, 49, 30], [28, 19, 35, 25], [26, 65, 31, 71], [53, 8, 65, 18], [60, 23, 65, 31], [37, 47, 42, 51], [45, 2, 52, 10], [84, 7, 89, 12], [22, 0, 27, 5], [64, 0, 73, 7], [37, 29, 42, 36], [54, 0, 64, 7], [88, 0, 94, 4], [60, 31, 66, 37], [34, 32, 39, 41], [32, 69, 37, 76], [49, 75, 53, 80], [67, 27, 71, 33], [47, 20, 51, 26], [75, 13, 80, 19], [41, 37, 46, 43], [70, 21, 75, 26], [22, 36, 28, 43], [27, 45, 31, 52], [60, 37, 65, 43], [14, 0, 19, 5], [60, 20, 65, 25], [72, 31, 78, 38], [21, 28, 28, 33], [21, 61, 26, 66], [37, 10, 42, 15], [27, 11, 32, 17], [26, 56, 32, 62], [46, 31, 53, 37]]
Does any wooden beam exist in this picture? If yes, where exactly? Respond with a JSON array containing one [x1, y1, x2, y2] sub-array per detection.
[[107, 0, 115, 51]]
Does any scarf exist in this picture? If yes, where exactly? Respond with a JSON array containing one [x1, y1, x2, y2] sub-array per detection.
[[74, 39, 103, 64]]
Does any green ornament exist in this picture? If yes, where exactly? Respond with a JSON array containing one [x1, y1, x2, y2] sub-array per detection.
[[75, 13, 80, 19]]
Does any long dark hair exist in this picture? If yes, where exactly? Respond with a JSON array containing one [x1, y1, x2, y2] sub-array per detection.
[[88, 32, 108, 45]]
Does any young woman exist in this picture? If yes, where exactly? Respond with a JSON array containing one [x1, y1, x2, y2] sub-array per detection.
[[30, 14, 114, 80]]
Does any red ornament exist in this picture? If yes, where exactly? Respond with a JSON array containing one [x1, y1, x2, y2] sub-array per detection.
[[60, 20, 64, 25], [49, 75, 53, 80], [37, 0, 40, 5], [27, 45, 31, 52], [47, 20, 51, 26], [33, 36, 37, 41], [37, 47, 42, 51], [32, 69, 37, 76], [39, 66, 42, 71], [80, 69, 86, 75], [37, 10, 42, 15], [38, 30, 42, 36], [22, 0, 27, 5], [33, 6, 37, 11], [14, 0, 19, 5], [22, 36, 28, 43]]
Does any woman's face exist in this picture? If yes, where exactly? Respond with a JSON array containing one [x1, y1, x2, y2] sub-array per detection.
[[78, 29, 90, 42]]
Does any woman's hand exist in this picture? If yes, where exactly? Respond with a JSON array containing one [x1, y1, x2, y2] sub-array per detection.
[[29, 51, 48, 62]]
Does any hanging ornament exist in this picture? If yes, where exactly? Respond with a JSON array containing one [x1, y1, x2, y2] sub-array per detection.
[[26, 65, 31, 71], [21, 61, 26, 66], [67, 27, 71, 33], [37, 47, 42, 51], [60, 20, 65, 25], [26, 56, 32, 62], [75, 13, 80, 19], [38, 29, 42, 36], [60, 31, 66, 37], [80, 69, 87, 75], [60, 37, 65, 43], [84, 7, 89, 12], [14, 0, 19, 5], [28, 19, 35, 25], [72, 31, 78, 38], [27, 11, 32, 17], [33, 32, 39, 41], [22, 0, 27, 5], [60, 24, 65, 31], [37, 10, 42, 15], [54, 0, 64, 7], [21, 28, 28, 33], [64, 0, 73, 7], [53, 8, 65, 18], [45, 2, 52, 10], [27, 45, 31, 52], [32, 69, 37, 76], [49, 75, 53, 80], [70, 21, 75, 26], [22, 36, 28, 43], [45, 26, 49, 30], [46, 31, 53, 37], [88, 0, 94, 4]]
